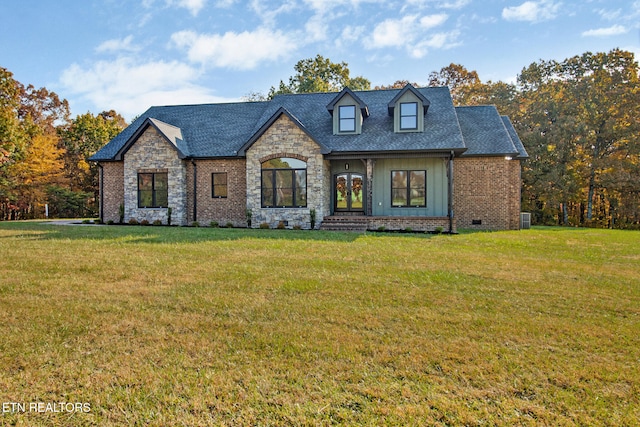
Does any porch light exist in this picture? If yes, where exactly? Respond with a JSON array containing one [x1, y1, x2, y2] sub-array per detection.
[[345, 163, 349, 170]]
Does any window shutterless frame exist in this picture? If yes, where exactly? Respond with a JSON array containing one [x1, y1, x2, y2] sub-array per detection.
[[338, 105, 356, 133], [391, 170, 426, 207], [260, 158, 307, 208], [399, 102, 418, 130], [138, 172, 168, 208], [211, 172, 227, 198]]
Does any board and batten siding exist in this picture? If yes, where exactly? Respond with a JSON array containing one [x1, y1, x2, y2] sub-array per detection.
[[372, 157, 448, 217]]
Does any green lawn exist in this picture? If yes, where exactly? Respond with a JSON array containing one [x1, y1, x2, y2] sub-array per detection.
[[0, 222, 638, 426]]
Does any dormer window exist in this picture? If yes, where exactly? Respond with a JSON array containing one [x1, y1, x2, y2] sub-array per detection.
[[388, 84, 430, 133], [400, 102, 418, 130], [339, 105, 356, 132], [327, 87, 369, 135]]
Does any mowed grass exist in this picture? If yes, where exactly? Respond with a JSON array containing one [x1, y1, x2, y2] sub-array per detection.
[[0, 222, 638, 426]]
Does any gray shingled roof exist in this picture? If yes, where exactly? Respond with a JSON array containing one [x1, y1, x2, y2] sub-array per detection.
[[455, 106, 523, 157], [90, 102, 269, 161], [501, 116, 529, 159], [259, 86, 465, 153], [90, 86, 525, 161]]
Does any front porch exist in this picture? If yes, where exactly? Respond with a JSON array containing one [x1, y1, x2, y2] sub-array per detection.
[[320, 215, 453, 232]]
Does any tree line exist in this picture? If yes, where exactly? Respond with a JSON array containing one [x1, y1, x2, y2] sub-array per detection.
[[0, 67, 126, 220], [1, 49, 638, 227], [252, 51, 640, 228]]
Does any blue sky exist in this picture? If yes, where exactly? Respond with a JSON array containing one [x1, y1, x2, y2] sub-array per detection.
[[1, 0, 638, 121]]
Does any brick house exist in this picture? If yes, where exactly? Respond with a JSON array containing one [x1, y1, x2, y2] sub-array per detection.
[[90, 84, 528, 231]]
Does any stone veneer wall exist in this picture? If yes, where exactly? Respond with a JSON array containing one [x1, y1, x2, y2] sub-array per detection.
[[453, 157, 522, 230], [123, 126, 188, 225], [185, 159, 247, 226], [246, 114, 330, 229], [100, 162, 124, 223]]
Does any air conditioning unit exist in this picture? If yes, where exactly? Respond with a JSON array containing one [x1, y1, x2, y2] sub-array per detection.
[[520, 212, 531, 229]]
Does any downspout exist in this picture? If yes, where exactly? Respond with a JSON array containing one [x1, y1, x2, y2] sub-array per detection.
[[448, 151, 454, 233], [191, 159, 197, 223], [98, 163, 104, 222]]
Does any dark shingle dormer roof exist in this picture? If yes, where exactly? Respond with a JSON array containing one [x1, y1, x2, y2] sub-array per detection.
[[387, 83, 430, 116], [263, 86, 464, 154], [455, 106, 521, 157], [326, 87, 370, 118]]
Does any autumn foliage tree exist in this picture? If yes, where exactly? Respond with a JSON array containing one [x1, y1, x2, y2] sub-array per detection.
[[0, 68, 70, 219], [518, 49, 640, 227], [0, 67, 126, 219], [11, 133, 65, 215]]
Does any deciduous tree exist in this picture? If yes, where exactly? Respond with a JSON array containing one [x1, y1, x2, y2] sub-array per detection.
[[10, 133, 64, 217], [374, 80, 421, 90], [428, 63, 481, 105], [518, 49, 640, 227], [268, 55, 370, 98], [58, 110, 127, 202]]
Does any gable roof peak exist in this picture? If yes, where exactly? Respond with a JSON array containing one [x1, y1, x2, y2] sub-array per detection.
[[326, 87, 370, 118], [113, 117, 187, 160], [238, 106, 331, 156], [147, 118, 183, 145], [388, 83, 431, 116]]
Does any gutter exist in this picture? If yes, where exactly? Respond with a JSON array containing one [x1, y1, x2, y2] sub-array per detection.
[[191, 159, 197, 222], [448, 151, 454, 233], [98, 163, 104, 222]]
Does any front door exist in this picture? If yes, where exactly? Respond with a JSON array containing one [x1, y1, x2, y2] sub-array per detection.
[[335, 173, 364, 212]]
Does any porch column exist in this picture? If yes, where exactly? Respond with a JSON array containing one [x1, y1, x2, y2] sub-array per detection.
[[365, 158, 376, 216]]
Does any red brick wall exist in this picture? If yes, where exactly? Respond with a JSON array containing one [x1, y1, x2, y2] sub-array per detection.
[[100, 162, 124, 223], [453, 157, 521, 230], [186, 159, 247, 227], [366, 216, 452, 232]]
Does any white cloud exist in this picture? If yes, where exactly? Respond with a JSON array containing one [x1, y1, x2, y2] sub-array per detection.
[[142, 0, 206, 16], [581, 25, 628, 37], [341, 25, 365, 42], [596, 8, 622, 21], [170, 28, 296, 70], [438, 0, 472, 8], [215, 0, 236, 7], [95, 35, 140, 54], [59, 57, 232, 119], [502, 0, 560, 23], [249, 0, 297, 26], [335, 25, 365, 49], [371, 15, 417, 48], [305, 13, 329, 42], [302, 0, 386, 11], [470, 13, 497, 24], [174, 0, 206, 16], [410, 30, 461, 58], [420, 14, 449, 29], [371, 14, 448, 48], [405, 0, 471, 9]]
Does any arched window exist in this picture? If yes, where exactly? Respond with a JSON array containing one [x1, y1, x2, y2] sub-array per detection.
[[261, 157, 307, 208]]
